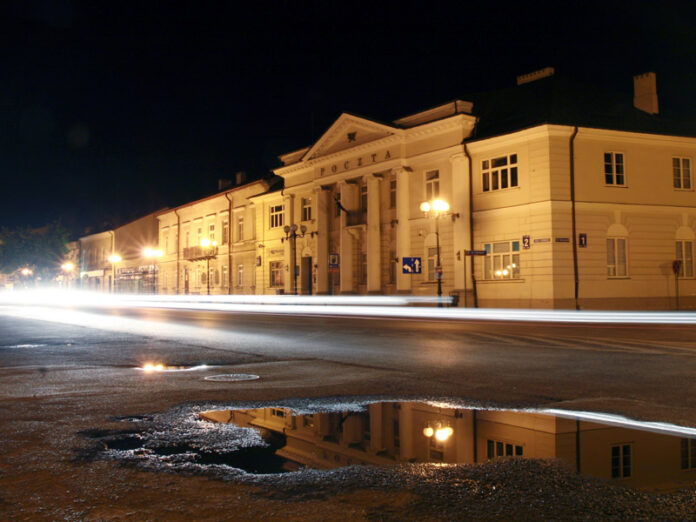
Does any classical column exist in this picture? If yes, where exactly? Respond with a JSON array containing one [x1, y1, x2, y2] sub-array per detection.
[[283, 194, 295, 294], [366, 173, 382, 293], [450, 152, 472, 304], [395, 167, 412, 293], [315, 186, 330, 294], [339, 181, 358, 293]]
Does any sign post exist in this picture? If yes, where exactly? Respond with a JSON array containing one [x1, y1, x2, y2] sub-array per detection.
[[673, 259, 682, 310]]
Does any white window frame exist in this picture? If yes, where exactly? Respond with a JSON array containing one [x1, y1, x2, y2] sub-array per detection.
[[222, 219, 229, 245], [676, 240, 694, 278], [604, 152, 626, 186], [208, 223, 215, 242], [611, 443, 632, 479], [302, 197, 312, 221], [673, 157, 692, 190], [237, 264, 244, 286], [237, 216, 244, 241], [269, 205, 284, 229], [483, 241, 521, 279], [606, 237, 628, 278], [482, 154, 518, 192], [426, 246, 438, 282], [425, 170, 439, 200], [269, 261, 284, 287], [222, 265, 228, 288]]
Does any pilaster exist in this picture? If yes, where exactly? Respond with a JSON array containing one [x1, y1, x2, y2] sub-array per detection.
[[315, 186, 330, 294], [366, 173, 382, 293], [450, 153, 472, 302]]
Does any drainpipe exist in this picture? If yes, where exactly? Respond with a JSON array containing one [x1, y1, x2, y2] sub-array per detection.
[[569, 127, 580, 310], [175, 209, 181, 295], [225, 192, 233, 294], [463, 143, 478, 308]]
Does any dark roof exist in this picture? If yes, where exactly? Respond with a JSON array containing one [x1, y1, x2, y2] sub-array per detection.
[[466, 75, 696, 140]]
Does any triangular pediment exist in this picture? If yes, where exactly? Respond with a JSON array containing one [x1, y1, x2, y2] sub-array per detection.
[[303, 113, 398, 161]]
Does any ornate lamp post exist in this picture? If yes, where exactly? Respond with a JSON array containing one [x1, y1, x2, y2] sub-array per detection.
[[107, 254, 121, 293], [283, 224, 307, 295], [199, 238, 218, 295], [420, 198, 451, 307]]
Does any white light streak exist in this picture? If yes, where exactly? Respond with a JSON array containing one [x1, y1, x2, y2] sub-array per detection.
[[1, 289, 696, 324]]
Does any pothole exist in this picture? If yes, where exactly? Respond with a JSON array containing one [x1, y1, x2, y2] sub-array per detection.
[[80, 398, 696, 490], [204, 374, 260, 382]]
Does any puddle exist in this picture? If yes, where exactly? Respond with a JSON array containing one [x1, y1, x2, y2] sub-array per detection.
[[204, 374, 260, 382], [135, 363, 211, 373], [83, 399, 696, 490]]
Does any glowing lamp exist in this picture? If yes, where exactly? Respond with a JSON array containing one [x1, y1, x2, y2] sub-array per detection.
[[423, 426, 434, 437], [435, 426, 454, 441], [420, 201, 431, 212], [432, 199, 450, 212], [108, 254, 122, 263], [61, 262, 75, 272], [21, 268, 33, 276]]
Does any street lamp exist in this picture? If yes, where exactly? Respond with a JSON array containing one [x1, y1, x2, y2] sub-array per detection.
[[61, 262, 75, 289], [108, 254, 121, 293], [283, 224, 307, 295], [199, 238, 217, 295], [420, 198, 451, 307]]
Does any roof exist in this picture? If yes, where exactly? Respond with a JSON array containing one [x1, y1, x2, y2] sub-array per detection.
[[465, 75, 696, 140]]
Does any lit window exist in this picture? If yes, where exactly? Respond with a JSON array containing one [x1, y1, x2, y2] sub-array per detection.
[[604, 152, 625, 186], [222, 220, 229, 245], [482, 154, 518, 192], [483, 241, 521, 279], [611, 444, 632, 478], [681, 438, 696, 470], [487, 439, 523, 459], [673, 157, 692, 190], [237, 216, 244, 241], [607, 238, 628, 277], [302, 198, 312, 221], [269, 261, 284, 287], [676, 240, 694, 278], [269, 205, 284, 229], [425, 170, 439, 200]]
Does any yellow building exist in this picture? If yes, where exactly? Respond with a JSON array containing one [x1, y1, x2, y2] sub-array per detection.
[[78, 230, 114, 291], [270, 69, 696, 309], [156, 177, 280, 295]]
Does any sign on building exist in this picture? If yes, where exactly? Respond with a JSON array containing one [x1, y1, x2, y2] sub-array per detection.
[[328, 253, 339, 272], [402, 257, 422, 274], [579, 233, 587, 247], [522, 235, 530, 249]]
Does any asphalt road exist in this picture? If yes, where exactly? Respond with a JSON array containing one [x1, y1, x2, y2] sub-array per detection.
[[2, 304, 696, 519]]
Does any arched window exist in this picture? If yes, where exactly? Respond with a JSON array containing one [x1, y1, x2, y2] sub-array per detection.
[[606, 224, 629, 278]]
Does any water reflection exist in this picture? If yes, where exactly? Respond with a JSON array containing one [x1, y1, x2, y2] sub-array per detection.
[[201, 402, 696, 490]]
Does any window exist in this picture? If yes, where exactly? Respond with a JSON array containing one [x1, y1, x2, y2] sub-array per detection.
[[270, 408, 285, 418], [673, 157, 692, 190], [237, 264, 244, 286], [425, 170, 439, 200], [164, 234, 169, 254], [389, 250, 396, 284], [222, 265, 228, 288], [604, 152, 625, 185], [185, 231, 190, 248], [676, 240, 694, 278], [269, 205, 284, 229], [335, 192, 341, 217], [269, 261, 284, 287], [482, 154, 518, 192], [607, 238, 628, 277], [360, 184, 368, 212], [197, 227, 203, 244], [611, 444, 632, 478], [483, 241, 521, 279], [237, 216, 244, 241], [302, 197, 312, 221], [390, 177, 397, 208], [427, 247, 439, 281], [486, 439, 523, 459], [681, 438, 696, 470], [209, 224, 215, 242], [222, 220, 229, 245], [209, 266, 216, 286]]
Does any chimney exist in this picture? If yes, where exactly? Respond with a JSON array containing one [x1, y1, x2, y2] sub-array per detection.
[[218, 179, 233, 191], [633, 72, 659, 115], [235, 171, 246, 186]]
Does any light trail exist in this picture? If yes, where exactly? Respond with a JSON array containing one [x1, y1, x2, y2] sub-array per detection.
[[1, 289, 696, 325]]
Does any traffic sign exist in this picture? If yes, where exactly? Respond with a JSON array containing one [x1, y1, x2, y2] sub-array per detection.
[[465, 250, 487, 256], [328, 253, 339, 269], [402, 257, 422, 274]]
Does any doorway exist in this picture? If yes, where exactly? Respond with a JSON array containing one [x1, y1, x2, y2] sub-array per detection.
[[301, 256, 312, 295]]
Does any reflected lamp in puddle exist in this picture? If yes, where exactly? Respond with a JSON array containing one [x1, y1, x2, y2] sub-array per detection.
[[201, 402, 696, 490]]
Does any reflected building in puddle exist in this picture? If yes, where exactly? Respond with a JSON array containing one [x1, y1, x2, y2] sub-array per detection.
[[201, 402, 696, 490]]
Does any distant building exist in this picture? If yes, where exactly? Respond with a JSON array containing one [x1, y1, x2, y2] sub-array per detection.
[[78, 230, 114, 291]]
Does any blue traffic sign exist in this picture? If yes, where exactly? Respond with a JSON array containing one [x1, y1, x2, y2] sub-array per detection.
[[402, 257, 422, 274]]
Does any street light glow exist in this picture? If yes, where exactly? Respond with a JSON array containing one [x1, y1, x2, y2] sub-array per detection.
[[144, 248, 163, 258], [419, 201, 431, 212], [21, 268, 33, 276], [108, 254, 122, 263], [61, 262, 75, 272], [432, 199, 450, 212]]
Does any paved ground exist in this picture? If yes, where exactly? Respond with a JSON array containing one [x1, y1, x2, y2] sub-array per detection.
[[2, 305, 696, 519]]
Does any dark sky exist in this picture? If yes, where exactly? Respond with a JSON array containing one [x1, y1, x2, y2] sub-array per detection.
[[2, 1, 696, 235]]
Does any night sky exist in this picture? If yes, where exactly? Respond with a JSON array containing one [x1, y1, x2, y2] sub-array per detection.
[[2, 1, 696, 236]]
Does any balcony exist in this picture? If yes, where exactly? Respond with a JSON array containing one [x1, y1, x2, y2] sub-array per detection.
[[183, 246, 218, 261]]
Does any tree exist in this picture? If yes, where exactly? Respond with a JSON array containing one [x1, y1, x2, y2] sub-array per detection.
[[0, 222, 70, 280]]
